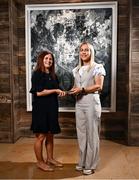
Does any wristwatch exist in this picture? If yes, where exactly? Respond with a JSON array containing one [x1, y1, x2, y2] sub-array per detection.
[[81, 87, 85, 93]]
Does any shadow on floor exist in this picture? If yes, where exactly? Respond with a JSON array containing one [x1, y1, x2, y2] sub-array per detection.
[[0, 162, 82, 179]]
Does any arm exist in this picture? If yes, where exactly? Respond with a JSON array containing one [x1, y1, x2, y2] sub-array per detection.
[[69, 75, 104, 95], [84, 75, 104, 93], [37, 89, 65, 97], [30, 71, 65, 97]]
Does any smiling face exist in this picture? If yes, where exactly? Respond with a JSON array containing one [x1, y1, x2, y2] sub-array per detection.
[[80, 43, 91, 65], [43, 54, 53, 71]]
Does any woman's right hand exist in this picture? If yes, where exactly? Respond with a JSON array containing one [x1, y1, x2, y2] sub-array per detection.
[[55, 89, 66, 97], [68, 87, 81, 95]]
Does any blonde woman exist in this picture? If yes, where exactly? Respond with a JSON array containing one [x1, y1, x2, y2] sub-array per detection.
[[70, 42, 106, 175]]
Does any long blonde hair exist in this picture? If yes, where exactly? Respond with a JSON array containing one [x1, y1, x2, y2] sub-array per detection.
[[77, 42, 95, 70]]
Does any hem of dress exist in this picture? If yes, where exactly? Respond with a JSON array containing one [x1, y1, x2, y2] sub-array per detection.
[[31, 130, 61, 134]]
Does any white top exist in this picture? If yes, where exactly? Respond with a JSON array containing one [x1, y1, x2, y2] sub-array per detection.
[[79, 65, 90, 76], [72, 63, 106, 78]]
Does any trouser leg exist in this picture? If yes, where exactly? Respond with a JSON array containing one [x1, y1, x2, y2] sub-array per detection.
[[85, 104, 101, 170], [76, 107, 87, 167]]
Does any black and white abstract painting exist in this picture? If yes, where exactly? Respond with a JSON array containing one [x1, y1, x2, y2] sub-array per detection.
[[25, 2, 117, 112]]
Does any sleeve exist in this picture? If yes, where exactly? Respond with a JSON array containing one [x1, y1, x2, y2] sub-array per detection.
[[29, 71, 42, 95], [93, 64, 106, 77]]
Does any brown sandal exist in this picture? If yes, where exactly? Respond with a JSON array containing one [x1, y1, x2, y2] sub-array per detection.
[[37, 162, 54, 171], [47, 159, 63, 167]]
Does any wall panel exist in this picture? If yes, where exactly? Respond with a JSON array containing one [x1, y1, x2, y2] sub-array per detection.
[[128, 0, 139, 145], [1, 0, 136, 143], [15, 0, 130, 141]]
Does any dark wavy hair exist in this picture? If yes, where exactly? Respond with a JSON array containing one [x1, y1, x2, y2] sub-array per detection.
[[35, 51, 56, 79]]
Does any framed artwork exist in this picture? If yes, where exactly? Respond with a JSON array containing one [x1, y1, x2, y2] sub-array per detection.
[[25, 2, 117, 112]]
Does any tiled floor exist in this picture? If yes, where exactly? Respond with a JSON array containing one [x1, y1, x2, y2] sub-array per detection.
[[0, 137, 139, 179]]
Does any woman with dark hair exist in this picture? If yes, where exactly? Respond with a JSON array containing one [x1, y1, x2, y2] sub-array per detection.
[[30, 51, 65, 171]]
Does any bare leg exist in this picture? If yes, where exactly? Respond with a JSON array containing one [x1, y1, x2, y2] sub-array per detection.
[[34, 134, 45, 162], [45, 133, 53, 160], [34, 133, 54, 171], [45, 133, 63, 167]]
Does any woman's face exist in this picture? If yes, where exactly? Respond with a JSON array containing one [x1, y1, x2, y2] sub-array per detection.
[[43, 54, 53, 70], [80, 44, 91, 64]]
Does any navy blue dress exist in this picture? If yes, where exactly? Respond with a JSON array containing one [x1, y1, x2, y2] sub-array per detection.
[[30, 70, 61, 134]]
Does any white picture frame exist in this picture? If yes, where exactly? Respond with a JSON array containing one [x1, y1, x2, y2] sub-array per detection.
[[25, 2, 117, 112]]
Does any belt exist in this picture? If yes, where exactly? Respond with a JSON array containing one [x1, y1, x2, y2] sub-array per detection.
[[81, 91, 99, 96], [92, 91, 99, 94]]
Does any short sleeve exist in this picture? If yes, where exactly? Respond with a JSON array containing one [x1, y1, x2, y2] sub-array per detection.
[[93, 64, 106, 77], [29, 71, 43, 95]]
